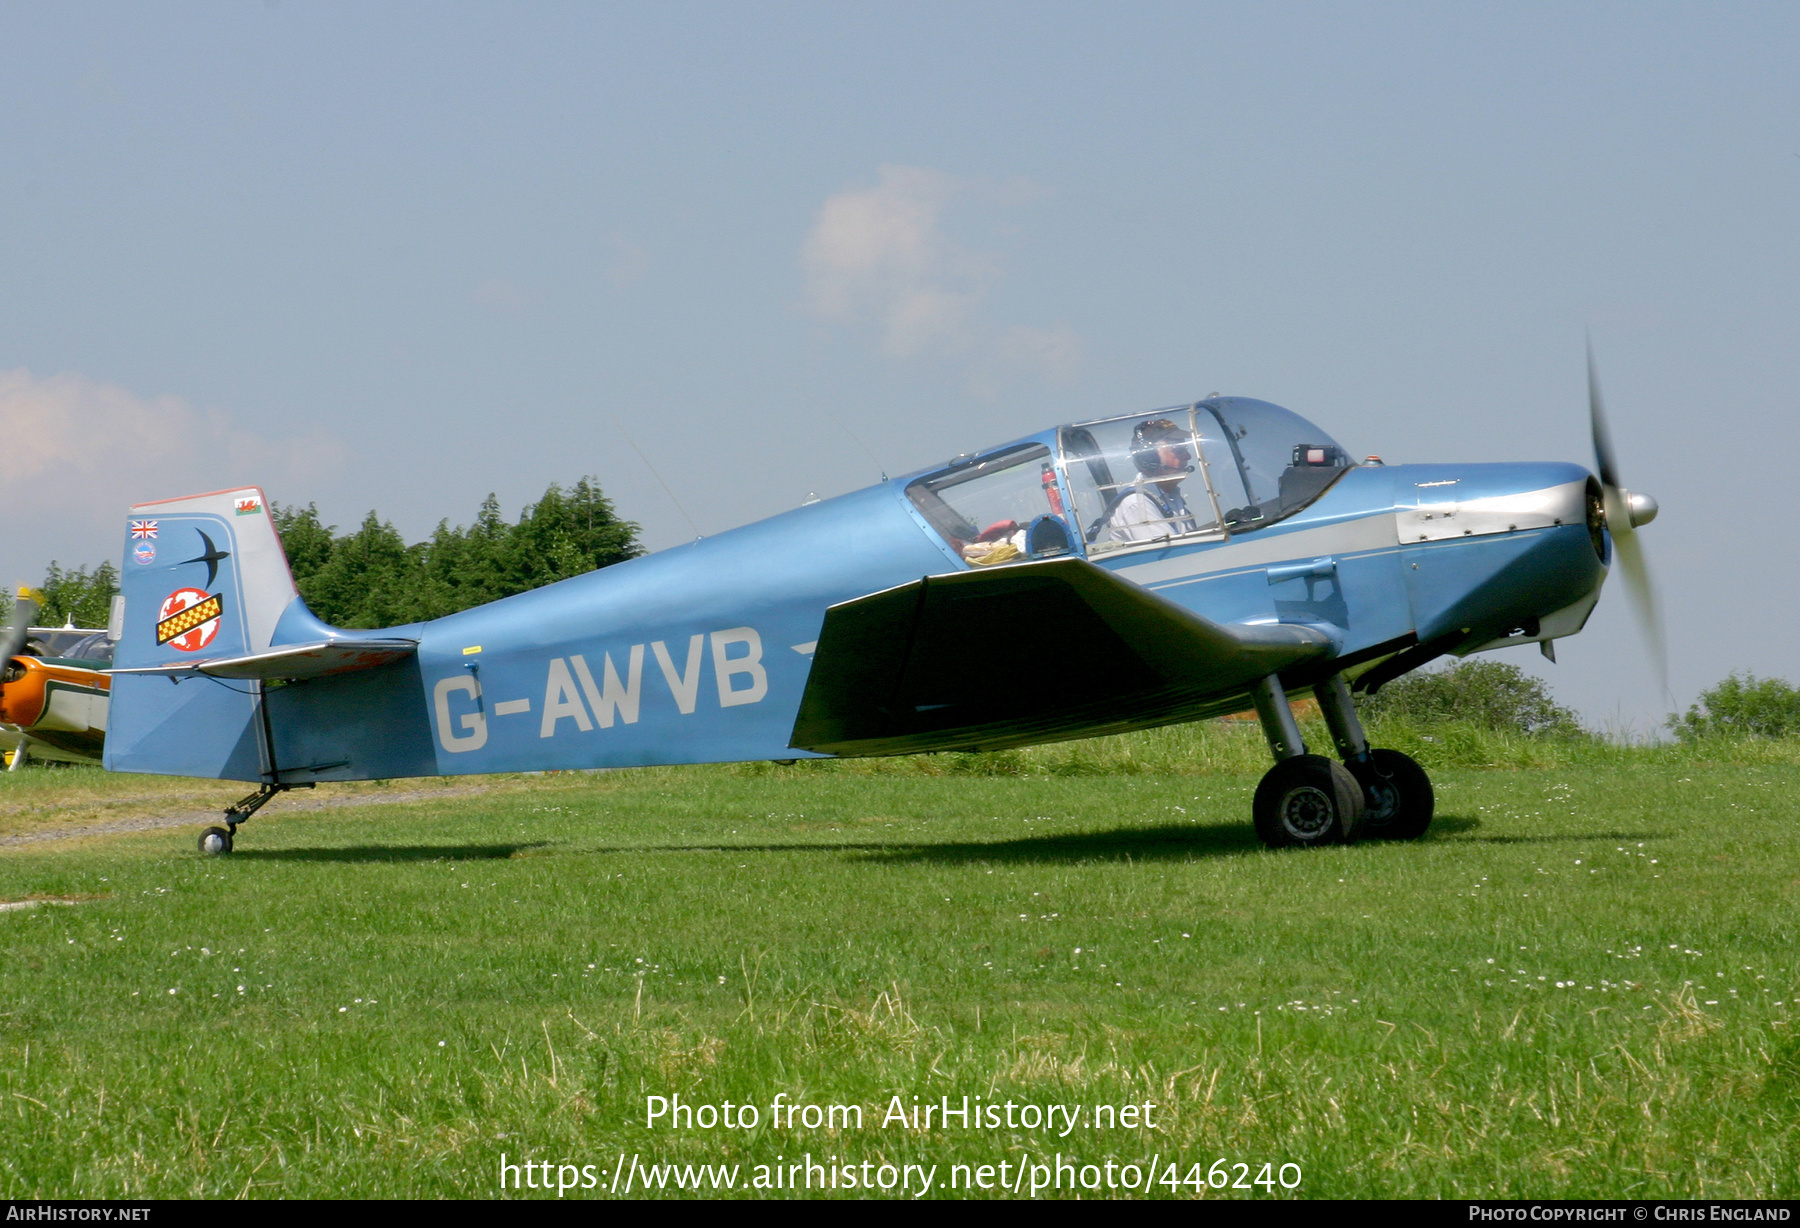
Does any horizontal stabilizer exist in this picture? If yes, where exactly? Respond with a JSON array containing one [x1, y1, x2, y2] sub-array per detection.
[[790, 557, 1333, 756], [110, 638, 418, 682]]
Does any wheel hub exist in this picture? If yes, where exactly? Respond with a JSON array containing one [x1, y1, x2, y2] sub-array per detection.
[[1279, 785, 1335, 838], [1364, 777, 1400, 825]]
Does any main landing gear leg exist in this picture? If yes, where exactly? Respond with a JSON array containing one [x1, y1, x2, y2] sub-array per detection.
[[198, 782, 313, 856], [1316, 673, 1433, 840], [1248, 674, 1365, 849]]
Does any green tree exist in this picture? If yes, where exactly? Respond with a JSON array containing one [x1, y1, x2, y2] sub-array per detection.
[[272, 477, 641, 628], [409, 495, 511, 619], [1360, 659, 1583, 736], [36, 561, 120, 630], [296, 512, 417, 628], [1669, 674, 1800, 741], [270, 503, 338, 590], [535, 478, 641, 574]]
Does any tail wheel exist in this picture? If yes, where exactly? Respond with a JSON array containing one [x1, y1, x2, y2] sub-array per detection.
[[1253, 754, 1366, 849], [1352, 748, 1434, 840], [198, 826, 233, 856]]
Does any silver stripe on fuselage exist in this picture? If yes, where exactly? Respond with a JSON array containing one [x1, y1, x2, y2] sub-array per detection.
[[1112, 512, 1400, 591], [1109, 479, 1587, 594]]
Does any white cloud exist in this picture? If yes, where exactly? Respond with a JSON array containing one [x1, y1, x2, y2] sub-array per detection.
[[0, 368, 342, 580], [801, 164, 1083, 385]]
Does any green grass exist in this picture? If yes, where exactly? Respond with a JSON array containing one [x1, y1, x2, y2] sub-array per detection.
[[2, 728, 1798, 1199]]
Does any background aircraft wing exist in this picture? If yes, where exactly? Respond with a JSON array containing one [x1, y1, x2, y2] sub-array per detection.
[[790, 557, 1333, 756]]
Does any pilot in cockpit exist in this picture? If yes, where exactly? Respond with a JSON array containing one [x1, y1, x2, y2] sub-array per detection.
[[1105, 418, 1201, 542]]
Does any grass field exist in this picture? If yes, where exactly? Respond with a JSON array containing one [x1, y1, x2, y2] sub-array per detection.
[[1, 723, 1797, 1199]]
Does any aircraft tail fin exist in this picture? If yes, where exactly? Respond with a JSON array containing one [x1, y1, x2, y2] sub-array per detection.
[[105, 487, 300, 779]]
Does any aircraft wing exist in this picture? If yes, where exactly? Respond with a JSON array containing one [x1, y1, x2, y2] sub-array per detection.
[[790, 557, 1334, 756], [109, 639, 418, 682]]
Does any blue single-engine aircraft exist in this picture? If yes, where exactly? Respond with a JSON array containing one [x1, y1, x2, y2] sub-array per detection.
[[104, 360, 1658, 855]]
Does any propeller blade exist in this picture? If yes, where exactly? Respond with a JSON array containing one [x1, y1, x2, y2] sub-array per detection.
[[1586, 340, 1669, 697], [1611, 527, 1668, 697], [1588, 336, 1631, 533], [1, 588, 41, 666], [1587, 337, 1621, 491]]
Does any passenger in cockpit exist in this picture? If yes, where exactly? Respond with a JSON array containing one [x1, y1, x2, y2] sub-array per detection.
[[1105, 418, 1200, 542]]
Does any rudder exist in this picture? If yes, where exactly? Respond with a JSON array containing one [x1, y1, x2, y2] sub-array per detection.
[[106, 488, 298, 779]]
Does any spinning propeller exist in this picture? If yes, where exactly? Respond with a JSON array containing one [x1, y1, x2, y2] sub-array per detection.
[[1586, 340, 1666, 693], [1, 586, 41, 670]]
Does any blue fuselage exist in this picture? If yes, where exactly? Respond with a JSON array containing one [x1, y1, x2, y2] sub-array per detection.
[[220, 451, 1604, 783]]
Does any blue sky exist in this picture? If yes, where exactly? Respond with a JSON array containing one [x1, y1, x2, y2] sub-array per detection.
[[2, 2, 1796, 731]]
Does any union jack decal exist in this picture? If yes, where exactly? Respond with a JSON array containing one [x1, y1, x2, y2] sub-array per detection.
[[130, 520, 158, 539]]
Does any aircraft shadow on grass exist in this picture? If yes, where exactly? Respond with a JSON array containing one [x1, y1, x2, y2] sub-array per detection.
[[857, 822, 1263, 864], [568, 824, 1264, 864], [1445, 828, 1660, 846], [234, 842, 548, 863], [570, 816, 1488, 865], [225, 818, 1656, 866], [235, 829, 1251, 865], [848, 814, 1610, 863]]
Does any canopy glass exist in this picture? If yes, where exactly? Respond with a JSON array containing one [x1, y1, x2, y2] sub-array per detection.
[[905, 398, 1352, 566]]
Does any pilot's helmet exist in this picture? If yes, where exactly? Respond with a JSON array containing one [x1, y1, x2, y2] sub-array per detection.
[[1130, 418, 1194, 478]]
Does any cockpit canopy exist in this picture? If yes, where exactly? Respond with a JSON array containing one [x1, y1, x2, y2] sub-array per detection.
[[906, 398, 1352, 567]]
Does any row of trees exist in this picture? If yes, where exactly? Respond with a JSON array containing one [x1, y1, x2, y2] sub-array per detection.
[[1, 477, 642, 632], [47, 562, 121, 628], [1363, 660, 1800, 741], [273, 477, 640, 626], [1360, 659, 1583, 736], [1668, 673, 1800, 741], [1361, 660, 1800, 741], [0, 561, 122, 630]]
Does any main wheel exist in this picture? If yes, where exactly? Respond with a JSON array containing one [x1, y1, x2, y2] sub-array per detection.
[[1253, 754, 1366, 848], [1350, 748, 1434, 840], [198, 826, 233, 855]]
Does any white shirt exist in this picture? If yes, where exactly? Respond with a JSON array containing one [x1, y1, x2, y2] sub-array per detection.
[[1106, 483, 1197, 543]]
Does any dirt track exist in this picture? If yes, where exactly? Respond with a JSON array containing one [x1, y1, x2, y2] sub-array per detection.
[[0, 784, 494, 847]]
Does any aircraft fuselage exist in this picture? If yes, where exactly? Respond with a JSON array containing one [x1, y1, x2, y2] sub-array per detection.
[[104, 451, 1603, 783]]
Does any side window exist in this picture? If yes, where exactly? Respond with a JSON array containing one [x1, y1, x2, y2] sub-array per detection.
[[906, 445, 1075, 567], [1058, 413, 1228, 555]]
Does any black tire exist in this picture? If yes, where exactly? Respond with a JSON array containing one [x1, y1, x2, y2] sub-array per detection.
[[1253, 754, 1367, 849], [1351, 748, 1434, 840], [199, 826, 233, 855]]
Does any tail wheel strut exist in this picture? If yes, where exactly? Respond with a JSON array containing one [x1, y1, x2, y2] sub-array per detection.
[[197, 781, 313, 855]]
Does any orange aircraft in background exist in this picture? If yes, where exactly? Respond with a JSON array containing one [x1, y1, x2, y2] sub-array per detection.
[[0, 587, 114, 768]]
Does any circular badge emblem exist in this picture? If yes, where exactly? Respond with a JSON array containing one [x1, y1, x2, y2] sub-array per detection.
[[158, 587, 221, 653], [133, 541, 156, 565]]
